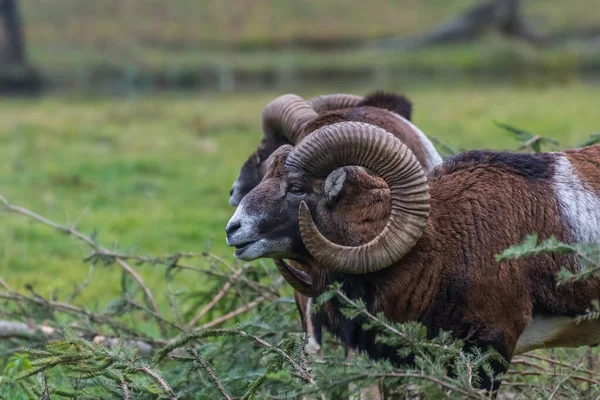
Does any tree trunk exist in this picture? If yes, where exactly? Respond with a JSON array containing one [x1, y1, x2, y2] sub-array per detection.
[[1, 0, 26, 65], [376, 0, 543, 49], [496, 0, 540, 42]]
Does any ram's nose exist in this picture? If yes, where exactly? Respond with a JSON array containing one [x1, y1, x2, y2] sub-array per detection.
[[229, 195, 240, 207], [225, 220, 241, 239]]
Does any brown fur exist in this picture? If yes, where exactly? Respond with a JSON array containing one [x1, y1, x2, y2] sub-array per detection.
[[230, 94, 441, 389], [357, 91, 412, 121], [566, 145, 600, 192], [302, 107, 439, 172], [232, 143, 600, 392], [262, 108, 440, 357]]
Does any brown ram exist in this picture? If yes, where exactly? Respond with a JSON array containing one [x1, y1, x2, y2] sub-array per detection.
[[227, 90, 440, 378], [229, 92, 442, 362], [225, 121, 600, 392]]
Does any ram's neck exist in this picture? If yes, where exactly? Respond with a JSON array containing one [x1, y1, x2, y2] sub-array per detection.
[[366, 221, 443, 324]]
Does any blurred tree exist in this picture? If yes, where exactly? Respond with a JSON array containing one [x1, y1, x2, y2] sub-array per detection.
[[377, 0, 600, 49], [0, 0, 26, 65], [378, 0, 539, 49], [0, 0, 41, 94]]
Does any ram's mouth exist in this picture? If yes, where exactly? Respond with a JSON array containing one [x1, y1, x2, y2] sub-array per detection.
[[274, 259, 316, 297], [233, 240, 261, 261], [234, 240, 255, 251]]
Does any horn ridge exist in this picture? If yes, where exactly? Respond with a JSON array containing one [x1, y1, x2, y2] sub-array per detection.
[[287, 122, 430, 274]]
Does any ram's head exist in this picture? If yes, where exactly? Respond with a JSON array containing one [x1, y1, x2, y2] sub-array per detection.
[[226, 122, 430, 294]]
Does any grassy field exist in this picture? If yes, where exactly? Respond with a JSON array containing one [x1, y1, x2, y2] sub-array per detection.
[[11, 1, 600, 90], [20, 0, 599, 48], [0, 79, 599, 305]]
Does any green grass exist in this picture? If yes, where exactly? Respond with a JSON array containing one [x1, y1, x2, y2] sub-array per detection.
[[0, 80, 599, 305], [32, 37, 596, 77], [20, 0, 599, 48]]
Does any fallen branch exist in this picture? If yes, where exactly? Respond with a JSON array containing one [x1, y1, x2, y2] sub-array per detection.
[[0, 320, 53, 339], [188, 268, 244, 327], [198, 295, 268, 330], [0, 194, 165, 337], [0, 291, 146, 339]]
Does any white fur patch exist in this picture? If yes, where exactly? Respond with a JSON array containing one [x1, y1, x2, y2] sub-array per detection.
[[513, 156, 600, 355], [226, 201, 263, 244], [390, 114, 443, 170], [515, 315, 600, 355], [514, 315, 571, 354], [304, 336, 321, 355], [226, 200, 292, 260], [553, 155, 600, 250]]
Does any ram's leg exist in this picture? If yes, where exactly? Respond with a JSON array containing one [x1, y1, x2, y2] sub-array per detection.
[[295, 295, 326, 400], [348, 381, 382, 400], [304, 299, 323, 359], [357, 384, 383, 400]]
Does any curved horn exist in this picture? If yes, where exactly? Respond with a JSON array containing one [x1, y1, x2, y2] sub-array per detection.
[[286, 122, 430, 274], [273, 259, 317, 297], [307, 94, 364, 114], [262, 94, 318, 145]]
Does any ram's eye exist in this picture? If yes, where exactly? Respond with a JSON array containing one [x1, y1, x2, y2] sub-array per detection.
[[289, 184, 306, 196]]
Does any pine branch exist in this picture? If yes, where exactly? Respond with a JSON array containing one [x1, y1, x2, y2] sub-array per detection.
[[85, 251, 206, 266], [13, 332, 180, 398], [518, 354, 596, 376], [166, 283, 184, 328], [579, 132, 600, 147], [120, 379, 130, 400], [188, 267, 244, 327], [137, 365, 178, 399], [332, 288, 458, 354], [198, 295, 267, 330], [547, 369, 583, 400], [0, 194, 164, 336], [203, 253, 281, 298], [494, 121, 559, 153], [505, 369, 600, 386], [188, 347, 232, 400], [377, 371, 488, 399], [496, 234, 600, 287], [123, 298, 186, 332], [314, 359, 488, 400], [153, 328, 314, 385]]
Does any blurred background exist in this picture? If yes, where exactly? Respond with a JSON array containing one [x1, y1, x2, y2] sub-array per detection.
[[0, 0, 599, 299]]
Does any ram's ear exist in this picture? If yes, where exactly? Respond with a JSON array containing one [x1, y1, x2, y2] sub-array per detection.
[[324, 168, 348, 206]]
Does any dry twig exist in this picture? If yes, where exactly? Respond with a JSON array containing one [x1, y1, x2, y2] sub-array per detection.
[[0, 194, 165, 337], [188, 268, 244, 327]]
